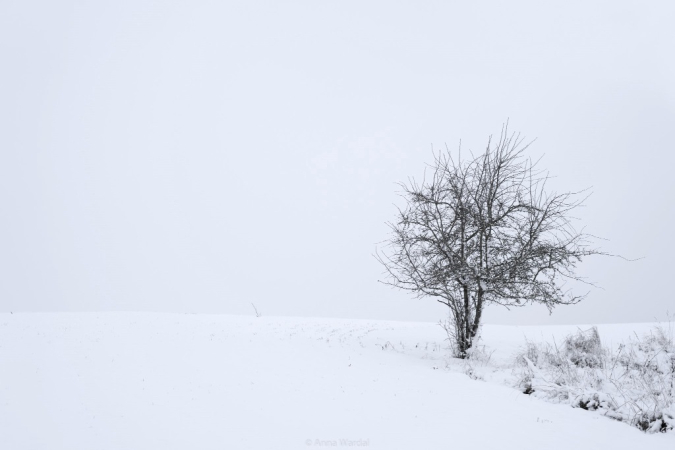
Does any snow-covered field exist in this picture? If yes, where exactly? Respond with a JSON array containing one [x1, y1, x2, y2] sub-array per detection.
[[1, 313, 672, 449]]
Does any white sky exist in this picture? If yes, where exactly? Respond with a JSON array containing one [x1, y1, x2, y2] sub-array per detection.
[[1, 0, 673, 325]]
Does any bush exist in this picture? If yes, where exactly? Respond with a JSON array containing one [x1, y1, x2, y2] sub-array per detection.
[[564, 327, 604, 369], [513, 324, 675, 433]]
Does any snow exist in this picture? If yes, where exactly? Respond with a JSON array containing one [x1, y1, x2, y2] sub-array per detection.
[[0, 312, 672, 449]]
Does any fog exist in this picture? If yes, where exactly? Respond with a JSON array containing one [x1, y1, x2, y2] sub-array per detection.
[[1, 1, 673, 324]]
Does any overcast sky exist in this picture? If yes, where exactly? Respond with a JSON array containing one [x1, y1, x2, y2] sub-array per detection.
[[1, 1, 673, 325]]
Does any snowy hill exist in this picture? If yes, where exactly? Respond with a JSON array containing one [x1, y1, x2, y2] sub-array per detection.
[[0, 313, 672, 449]]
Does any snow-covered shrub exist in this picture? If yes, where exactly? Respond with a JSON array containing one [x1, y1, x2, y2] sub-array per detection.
[[513, 324, 675, 433], [564, 327, 604, 369]]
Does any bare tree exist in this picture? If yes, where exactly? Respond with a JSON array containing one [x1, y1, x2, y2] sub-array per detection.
[[377, 126, 603, 358]]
